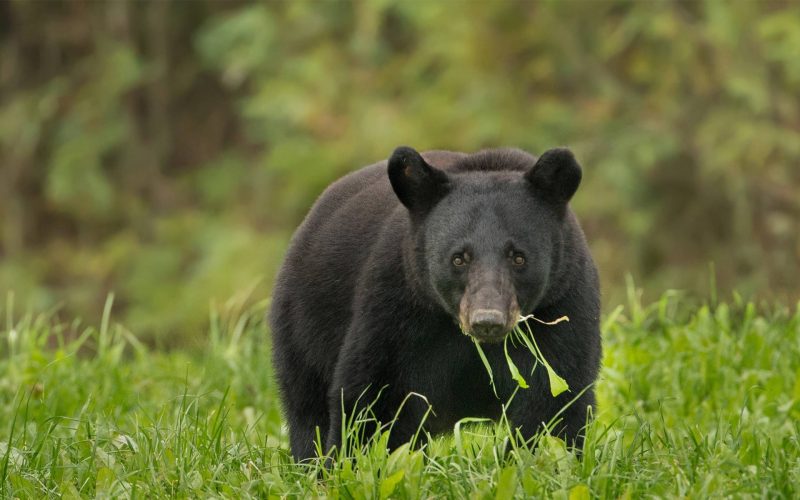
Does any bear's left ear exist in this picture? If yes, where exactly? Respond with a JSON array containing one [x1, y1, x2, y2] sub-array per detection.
[[524, 148, 582, 205], [388, 146, 450, 214]]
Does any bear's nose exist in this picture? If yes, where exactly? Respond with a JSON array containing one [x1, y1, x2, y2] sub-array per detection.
[[469, 309, 509, 341]]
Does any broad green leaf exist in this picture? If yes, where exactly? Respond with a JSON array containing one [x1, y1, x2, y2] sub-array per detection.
[[504, 337, 529, 389], [494, 465, 518, 500], [379, 469, 404, 499], [569, 484, 591, 500], [545, 366, 570, 397]]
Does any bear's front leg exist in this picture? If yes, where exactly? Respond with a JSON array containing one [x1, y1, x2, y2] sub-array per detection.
[[323, 325, 431, 458], [325, 380, 429, 459], [324, 375, 382, 458], [323, 323, 390, 457]]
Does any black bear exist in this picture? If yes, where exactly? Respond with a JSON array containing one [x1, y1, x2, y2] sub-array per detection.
[[270, 146, 601, 462]]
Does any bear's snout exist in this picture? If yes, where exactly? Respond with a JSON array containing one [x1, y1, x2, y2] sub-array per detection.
[[458, 277, 520, 342], [458, 263, 519, 343], [469, 309, 509, 342]]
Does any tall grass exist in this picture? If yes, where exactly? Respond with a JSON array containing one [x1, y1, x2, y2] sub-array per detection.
[[1, 290, 798, 497]]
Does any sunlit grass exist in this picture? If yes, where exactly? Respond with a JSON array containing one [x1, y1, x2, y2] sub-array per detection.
[[1, 290, 799, 497]]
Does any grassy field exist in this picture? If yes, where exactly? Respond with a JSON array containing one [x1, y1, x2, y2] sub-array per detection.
[[1, 289, 799, 498]]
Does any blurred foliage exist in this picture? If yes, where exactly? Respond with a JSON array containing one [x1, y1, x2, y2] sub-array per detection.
[[0, 0, 798, 343]]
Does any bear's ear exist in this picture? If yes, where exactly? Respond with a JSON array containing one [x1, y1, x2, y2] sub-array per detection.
[[388, 146, 450, 213], [524, 148, 582, 205]]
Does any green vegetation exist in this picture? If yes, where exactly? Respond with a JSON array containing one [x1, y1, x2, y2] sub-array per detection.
[[472, 314, 571, 398], [2, 291, 798, 497], [1, 1, 799, 343]]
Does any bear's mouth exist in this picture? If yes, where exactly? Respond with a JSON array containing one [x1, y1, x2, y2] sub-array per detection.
[[465, 328, 510, 343]]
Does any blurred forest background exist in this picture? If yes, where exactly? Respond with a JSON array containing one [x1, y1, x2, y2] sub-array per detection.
[[1, 1, 798, 345]]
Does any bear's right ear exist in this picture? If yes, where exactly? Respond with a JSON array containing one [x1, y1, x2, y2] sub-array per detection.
[[388, 146, 450, 214]]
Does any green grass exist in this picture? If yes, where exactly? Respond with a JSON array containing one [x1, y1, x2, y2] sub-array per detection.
[[1, 290, 799, 498]]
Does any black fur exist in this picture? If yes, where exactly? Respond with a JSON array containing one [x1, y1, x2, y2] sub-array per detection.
[[270, 146, 601, 461]]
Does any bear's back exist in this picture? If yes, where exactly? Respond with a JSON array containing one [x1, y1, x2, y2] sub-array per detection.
[[297, 148, 532, 240]]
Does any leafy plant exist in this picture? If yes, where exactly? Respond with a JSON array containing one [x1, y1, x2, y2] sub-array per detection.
[[472, 314, 571, 399]]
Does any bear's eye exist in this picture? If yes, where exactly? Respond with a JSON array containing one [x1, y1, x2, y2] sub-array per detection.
[[511, 253, 526, 266], [452, 254, 467, 267]]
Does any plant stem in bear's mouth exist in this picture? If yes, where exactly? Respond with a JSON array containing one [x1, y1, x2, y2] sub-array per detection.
[[471, 339, 498, 398], [472, 314, 571, 398]]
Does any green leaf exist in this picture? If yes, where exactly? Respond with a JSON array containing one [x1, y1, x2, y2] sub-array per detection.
[[504, 336, 529, 389], [473, 339, 498, 398], [379, 469, 405, 499], [569, 484, 591, 500], [494, 465, 518, 500], [545, 365, 570, 397]]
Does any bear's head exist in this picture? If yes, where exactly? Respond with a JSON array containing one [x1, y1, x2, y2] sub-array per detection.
[[388, 146, 582, 343]]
